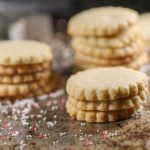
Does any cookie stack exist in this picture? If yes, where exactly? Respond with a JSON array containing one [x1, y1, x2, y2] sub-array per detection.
[[66, 67, 148, 122], [68, 7, 148, 70], [139, 13, 150, 50], [0, 40, 53, 100]]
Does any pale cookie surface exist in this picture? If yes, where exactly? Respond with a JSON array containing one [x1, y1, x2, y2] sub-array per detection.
[[0, 82, 54, 100], [0, 75, 59, 100], [66, 102, 136, 122], [0, 79, 50, 97], [76, 51, 136, 66], [75, 52, 148, 70], [73, 25, 139, 48], [0, 61, 51, 75], [66, 67, 148, 100], [68, 90, 147, 111], [0, 40, 52, 66], [72, 37, 144, 58], [68, 7, 138, 36], [126, 53, 149, 69], [139, 13, 150, 43], [0, 70, 51, 84]]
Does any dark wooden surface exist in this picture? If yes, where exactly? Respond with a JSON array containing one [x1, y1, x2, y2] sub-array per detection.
[[0, 81, 149, 150]]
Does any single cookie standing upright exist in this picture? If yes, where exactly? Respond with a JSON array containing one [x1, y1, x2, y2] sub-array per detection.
[[68, 7, 138, 36]]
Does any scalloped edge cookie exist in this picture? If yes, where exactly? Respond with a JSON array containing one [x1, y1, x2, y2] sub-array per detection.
[[66, 102, 137, 122], [0, 75, 59, 100], [0, 40, 52, 66], [0, 70, 51, 84], [68, 89, 147, 111], [68, 7, 139, 36], [139, 13, 150, 43], [66, 67, 148, 101], [75, 51, 137, 66], [0, 79, 51, 97], [75, 52, 149, 70], [73, 25, 140, 48], [72, 37, 144, 58], [0, 61, 51, 75]]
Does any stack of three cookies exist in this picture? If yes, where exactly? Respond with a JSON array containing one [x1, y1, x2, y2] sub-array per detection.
[[0, 40, 53, 100], [66, 67, 148, 122], [68, 7, 149, 70]]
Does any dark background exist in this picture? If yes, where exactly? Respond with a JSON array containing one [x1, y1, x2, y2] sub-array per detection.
[[0, 0, 150, 19], [0, 0, 149, 39]]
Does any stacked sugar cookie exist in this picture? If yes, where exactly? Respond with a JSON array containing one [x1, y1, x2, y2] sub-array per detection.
[[68, 7, 149, 70], [139, 13, 150, 50], [0, 40, 53, 100], [66, 67, 148, 122]]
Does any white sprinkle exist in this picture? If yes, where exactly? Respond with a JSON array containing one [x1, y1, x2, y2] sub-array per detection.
[[51, 106, 58, 111], [26, 134, 32, 139], [80, 123, 85, 126], [60, 132, 67, 137], [9, 126, 13, 130], [74, 134, 77, 137], [53, 140, 59, 145], [79, 136, 84, 141], [54, 115, 57, 119], [37, 114, 42, 118], [43, 117, 46, 121], [47, 121, 54, 128], [11, 131, 19, 137], [22, 120, 29, 127], [30, 114, 34, 118]]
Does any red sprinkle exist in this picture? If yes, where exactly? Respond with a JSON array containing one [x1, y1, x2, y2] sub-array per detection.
[[31, 103, 41, 110], [83, 138, 93, 146], [102, 130, 109, 139], [69, 145, 75, 150]]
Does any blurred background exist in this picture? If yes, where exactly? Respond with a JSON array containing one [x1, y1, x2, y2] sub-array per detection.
[[0, 0, 149, 71], [0, 0, 150, 39]]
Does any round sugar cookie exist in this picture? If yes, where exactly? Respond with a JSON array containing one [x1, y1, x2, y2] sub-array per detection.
[[75, 52, 149, 70], [68, 89, 147, 111], [0, 75, 60, 100], [75, 51, 137, 66], [0, 61, 51, 75], [0, 79, 50, 97], [68, 7, 139, 36], [66, 67, 148, 101], [139, 13, 150, 45], [66, 102, 136, 122], [0, 40, 52, 66], [73, 25, 140, 48], [72, 37, 144, 58], [0, 70, 51, 84]]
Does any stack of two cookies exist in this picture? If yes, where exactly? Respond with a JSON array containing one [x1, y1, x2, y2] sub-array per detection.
[[68, 7, 148, 70], [66, 67, 148, 122], [0, 40, 53, 100]]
